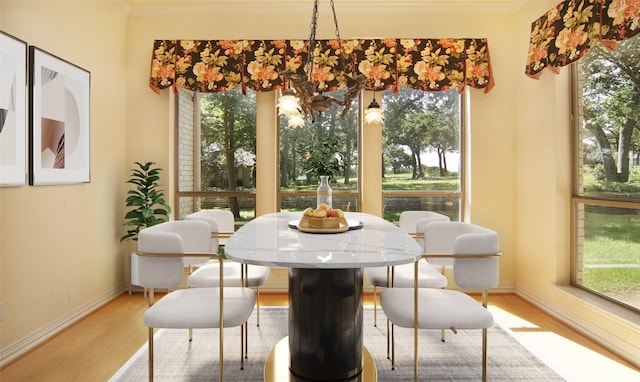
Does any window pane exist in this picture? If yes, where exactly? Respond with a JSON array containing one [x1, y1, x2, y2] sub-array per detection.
[[383, 195, 460, 224], [198, 89, 256, 192], [574, 203, 640, 310], [280, 195, 358, 214], [573, 35, 640, 311], [278, 88, 359, 211], [575, 37, 640, 202], [381, 87, 462, 221], [176, 196, 255, 223], [176, 88, 256, 221]]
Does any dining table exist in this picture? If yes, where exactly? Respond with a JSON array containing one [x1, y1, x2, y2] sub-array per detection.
[[224, 211, 422, 382]]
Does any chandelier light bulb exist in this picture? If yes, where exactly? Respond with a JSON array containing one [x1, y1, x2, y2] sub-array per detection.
[[278, 88, 301, 116], [288, 112, 306, 128], [365, 98, 384, 124]]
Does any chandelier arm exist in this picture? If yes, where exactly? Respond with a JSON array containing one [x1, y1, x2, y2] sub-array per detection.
[[280, 0, 373, 125], [306, 0, 320, 84], [330, 0, 346, 72]]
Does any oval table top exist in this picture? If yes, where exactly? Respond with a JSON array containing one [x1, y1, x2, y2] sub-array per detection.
[[225, 211, 422, 269]]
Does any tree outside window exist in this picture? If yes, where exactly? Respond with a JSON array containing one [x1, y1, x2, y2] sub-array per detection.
[[176, 88, 257, 222], [382, 87, 462, 223]]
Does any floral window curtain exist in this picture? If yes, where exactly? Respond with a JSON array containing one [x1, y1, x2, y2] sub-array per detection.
[[525, 0, 640, 79], [150, 38, 495, 95]]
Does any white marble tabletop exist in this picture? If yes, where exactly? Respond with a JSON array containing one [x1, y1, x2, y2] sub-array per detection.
[[225, 212, 422, 269]]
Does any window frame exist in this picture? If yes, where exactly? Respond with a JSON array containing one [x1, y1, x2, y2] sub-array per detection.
[[570, 58, 640, 313]]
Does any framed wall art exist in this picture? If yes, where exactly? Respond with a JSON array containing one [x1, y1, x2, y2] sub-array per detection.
[[0, 31, 27, 186], [28, 46, 90, 185]]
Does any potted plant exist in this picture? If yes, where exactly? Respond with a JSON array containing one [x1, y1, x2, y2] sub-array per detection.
[[121, 161, 171, 293], [120, 161, 171, 242], [304, 138, 345, 208]]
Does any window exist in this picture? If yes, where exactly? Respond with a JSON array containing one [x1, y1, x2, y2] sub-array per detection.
[[381, 87, 464, 223], [176, 85, 465, 227], [278, 88, 360, 212], [572, 36, 640, 311], [176, 88, 257, 223]]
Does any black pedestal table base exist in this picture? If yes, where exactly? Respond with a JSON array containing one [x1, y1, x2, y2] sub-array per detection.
[[287, 268, 364, 381]]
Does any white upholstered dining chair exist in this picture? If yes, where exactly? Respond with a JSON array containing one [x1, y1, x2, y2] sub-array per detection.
[[380, 221, 500, 382], [185, 209, 270, 326], [137, 220, 256, 382], [364, 211, 450, 327]]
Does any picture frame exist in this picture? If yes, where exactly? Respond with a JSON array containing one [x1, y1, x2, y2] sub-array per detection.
[[28, 46, 90, 185], [0, 31, 28, 186]]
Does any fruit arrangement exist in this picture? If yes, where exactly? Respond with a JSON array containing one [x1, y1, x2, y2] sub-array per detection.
[[299, 203, 347, 230], [302, 203, 344, 218]]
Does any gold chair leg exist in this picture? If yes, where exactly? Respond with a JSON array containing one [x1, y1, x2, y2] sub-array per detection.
[[373, 286, 378, 327], [414, 325, 418, 382], [219, 326, 224, 382], [386, 318, 390, 360], [148, 327, 154, 382], [244, 321, 249, 359], [482, 327, 488, 382], [482, 289, 489, 382], [391, 322, 395, 369], [256, 286, 260, 327], [240, 324, 245, 370]]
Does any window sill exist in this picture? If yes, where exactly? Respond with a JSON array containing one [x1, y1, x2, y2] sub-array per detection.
[[555, 285, 640, 326]]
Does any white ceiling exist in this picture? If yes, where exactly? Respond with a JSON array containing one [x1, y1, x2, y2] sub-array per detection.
[[120, 0, 532, 15]]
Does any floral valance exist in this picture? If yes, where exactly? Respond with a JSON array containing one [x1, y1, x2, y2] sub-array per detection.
[[525, 0, 640, 79], [149, 38, 495, 95]]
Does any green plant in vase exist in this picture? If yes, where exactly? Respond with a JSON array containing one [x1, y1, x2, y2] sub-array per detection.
[[304, 138, 345, 182], [304, 138, 345, 208], [120, 161, 171, 242]]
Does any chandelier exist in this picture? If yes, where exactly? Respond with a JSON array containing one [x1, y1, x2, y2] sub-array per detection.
[[278, 0, 383, 127]]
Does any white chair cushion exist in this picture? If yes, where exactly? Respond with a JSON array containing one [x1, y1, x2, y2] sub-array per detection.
[[141, 220, 211, 253], [422, 222, 500, 273], [187, 262, 270, 288], [415, 214, 450, 234], [137, 220, 214, 289], [381, 288, 493, 330], [399, 211, 449, 233], [185, 210, 234, 246], [364, 262, 447, 289], [143, 287, 256, 329]]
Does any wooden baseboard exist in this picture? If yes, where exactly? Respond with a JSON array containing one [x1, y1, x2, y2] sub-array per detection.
[[0, 287, 124, 368]]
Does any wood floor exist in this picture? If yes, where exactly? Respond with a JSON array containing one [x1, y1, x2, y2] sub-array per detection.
[[1, 292, 638, 382]]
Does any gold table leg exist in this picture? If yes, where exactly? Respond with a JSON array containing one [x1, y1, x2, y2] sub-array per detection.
[[264, 337, 377, 382]]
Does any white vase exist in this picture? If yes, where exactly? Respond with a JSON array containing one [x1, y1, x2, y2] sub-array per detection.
[[317, 175, 332, 208]]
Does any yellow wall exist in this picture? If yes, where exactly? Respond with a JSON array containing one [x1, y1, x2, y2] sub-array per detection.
[[0, 0, 131, 364], [0, 0, 638, 368]]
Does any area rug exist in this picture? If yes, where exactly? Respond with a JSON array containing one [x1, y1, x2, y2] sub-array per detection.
[[109, 307, 565, 381]]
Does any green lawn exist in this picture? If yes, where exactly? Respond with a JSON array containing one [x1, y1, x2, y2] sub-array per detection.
[[583, 211, 640, 294], [382, 172, 459, 191]]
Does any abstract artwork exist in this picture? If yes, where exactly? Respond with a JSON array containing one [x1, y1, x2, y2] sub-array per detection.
[[0, 31, 27, 186], [29, 47, 90, 185]]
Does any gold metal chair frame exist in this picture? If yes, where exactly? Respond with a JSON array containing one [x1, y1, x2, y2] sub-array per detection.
[[375, 232, 445, 360], [136, 250, 250, 382], [388, 251, 502, 382], [211, 231, 263, 326]]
